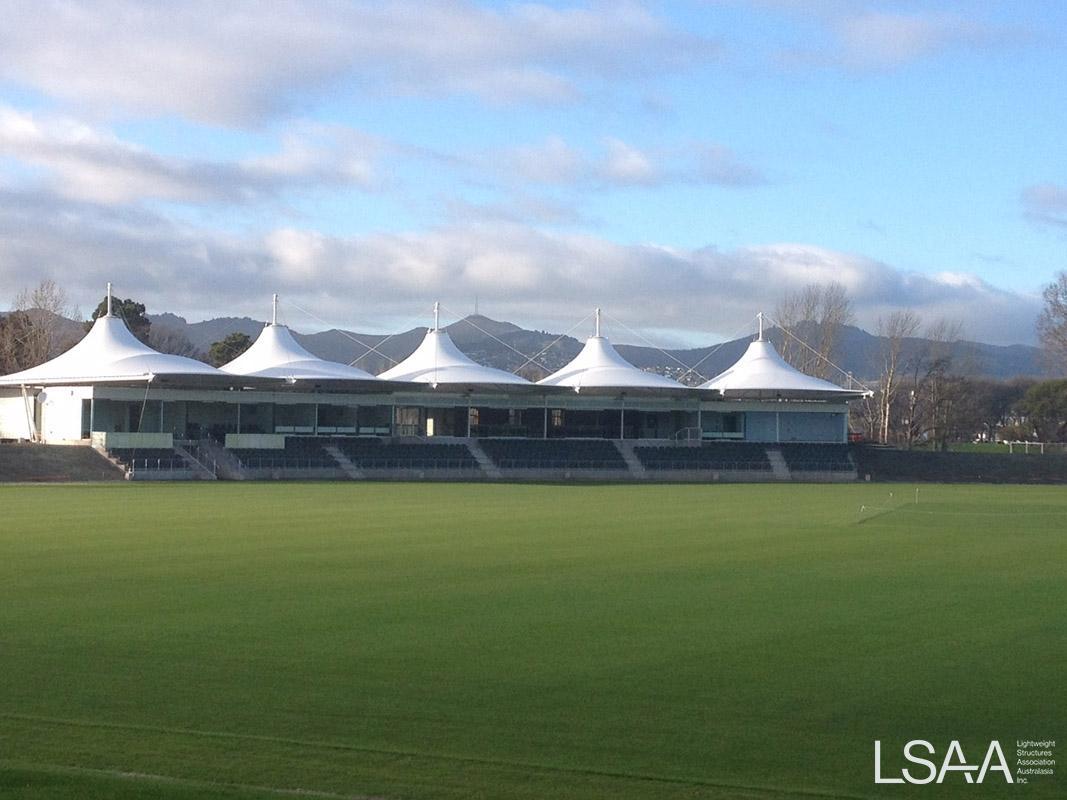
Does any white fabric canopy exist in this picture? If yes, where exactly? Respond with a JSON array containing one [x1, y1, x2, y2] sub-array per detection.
[[700, 338, 865, 400], [378, 329, 530, 385], [0, 314, 222, 385], [221, 324, 378, 381], [538, 336, 685, 390]]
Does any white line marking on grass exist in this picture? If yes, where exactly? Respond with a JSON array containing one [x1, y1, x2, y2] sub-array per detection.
[[0, 759, 383, 799], [1, 713, 872, 800]]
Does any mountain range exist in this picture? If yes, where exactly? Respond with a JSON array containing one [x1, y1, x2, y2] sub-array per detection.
[[148, 313, 1050, 384]]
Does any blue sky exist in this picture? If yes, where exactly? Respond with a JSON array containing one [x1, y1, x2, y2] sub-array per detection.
[[0, 0, 1064, 345]]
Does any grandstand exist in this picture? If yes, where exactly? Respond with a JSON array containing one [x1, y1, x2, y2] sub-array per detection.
[[334, 439, 478, 470], [481, 438, 627, 470], [634, 442, 771, 472], [0, 289, 879, 482]]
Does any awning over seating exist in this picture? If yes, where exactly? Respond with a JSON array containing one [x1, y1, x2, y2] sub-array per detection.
[[378, 305, 530, 387], [0, 299, 223, 386], [700, 325, 867, 401], [538, 309, 686, 392], [221, 313, 379, 383]]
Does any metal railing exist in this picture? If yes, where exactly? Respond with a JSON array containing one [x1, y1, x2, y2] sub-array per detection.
[[236, 457, 339, 470], [346, 458, 480, 470], [126, 458, 189, 472], [638, 460, 772, 471], [784, 460, 854, 472], [492, 458, 627, 470]]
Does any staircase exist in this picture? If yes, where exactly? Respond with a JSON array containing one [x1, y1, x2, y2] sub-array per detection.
[[613, 440, 649, 480], [323, 444, 365, 480], [465, 440, 501, 479], [764, 447, 791, 481], [174, 443, 218, 480], [91, 443, 131, 477], [191, 439, 246, 480]]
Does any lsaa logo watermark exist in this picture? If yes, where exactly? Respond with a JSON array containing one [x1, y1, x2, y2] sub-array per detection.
[[874, 740, 1013, 784]]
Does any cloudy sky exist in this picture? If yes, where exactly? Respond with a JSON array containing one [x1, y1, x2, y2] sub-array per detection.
[[0, 0, 1064, 345]]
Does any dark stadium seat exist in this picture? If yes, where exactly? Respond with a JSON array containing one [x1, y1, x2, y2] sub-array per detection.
[[228, 436, 337, 469], [334, 439, 478, 470], [479, 439, 626, 470], [634, 443, 771, 471], [778, 443, 854, 472]]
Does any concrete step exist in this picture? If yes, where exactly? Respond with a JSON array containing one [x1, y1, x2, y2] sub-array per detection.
[[465, 440, 501, 479], [765, 447, 791, 481], [323, 445, 365, 480], [174, 444, 218, 480], [613, 440, 649, 480], [191, 439, 246, 480]]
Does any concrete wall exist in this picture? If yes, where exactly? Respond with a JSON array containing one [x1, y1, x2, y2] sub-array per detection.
[[91, 431, 174, 449], [0, 394, 34, 440], [225, 433, 285, 449], [39, 386, 92, 442]]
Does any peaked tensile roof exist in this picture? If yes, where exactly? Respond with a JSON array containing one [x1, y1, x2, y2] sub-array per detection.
[[378, 329, 530, 386], [0, 313, 223, 386], [537, 309, 686, 391], [220, 323, 378, 381], [700, 334, 866, 400], [538, 336, 686, 390]]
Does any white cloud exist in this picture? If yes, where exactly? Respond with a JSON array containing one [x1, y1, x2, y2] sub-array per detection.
[[492, 136, 764, 189], [0, 1, 717, 123], [727, 2, 1029, 71], [0, 106, 383, 204], [1022, 183, 1067, 227], [599, 138, 659, 186], [502, 136, 584, 185], [833, 11, 993, 69], [0, 190, 1040, 345]]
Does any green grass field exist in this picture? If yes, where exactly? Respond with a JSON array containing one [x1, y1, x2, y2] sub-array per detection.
[[1, 483, 1063, 799]]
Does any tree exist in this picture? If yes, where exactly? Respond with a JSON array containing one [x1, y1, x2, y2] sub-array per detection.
[[1037, 271, 1067, 372], [898, 318, 967, 450], [10, 279, 80, 367], [772, 281, 854, 379], [149, 325, 205, 361], [876, 309, 921, 443], [962, 378, 1033, 442], [88, 296, 151, 344], [0, 311, 34, 374], [1018, 379, 1067, 442], [209, 332, 252, 366]]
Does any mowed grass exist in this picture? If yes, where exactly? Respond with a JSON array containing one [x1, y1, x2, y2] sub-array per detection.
[[0, 482, 1063, 800]]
